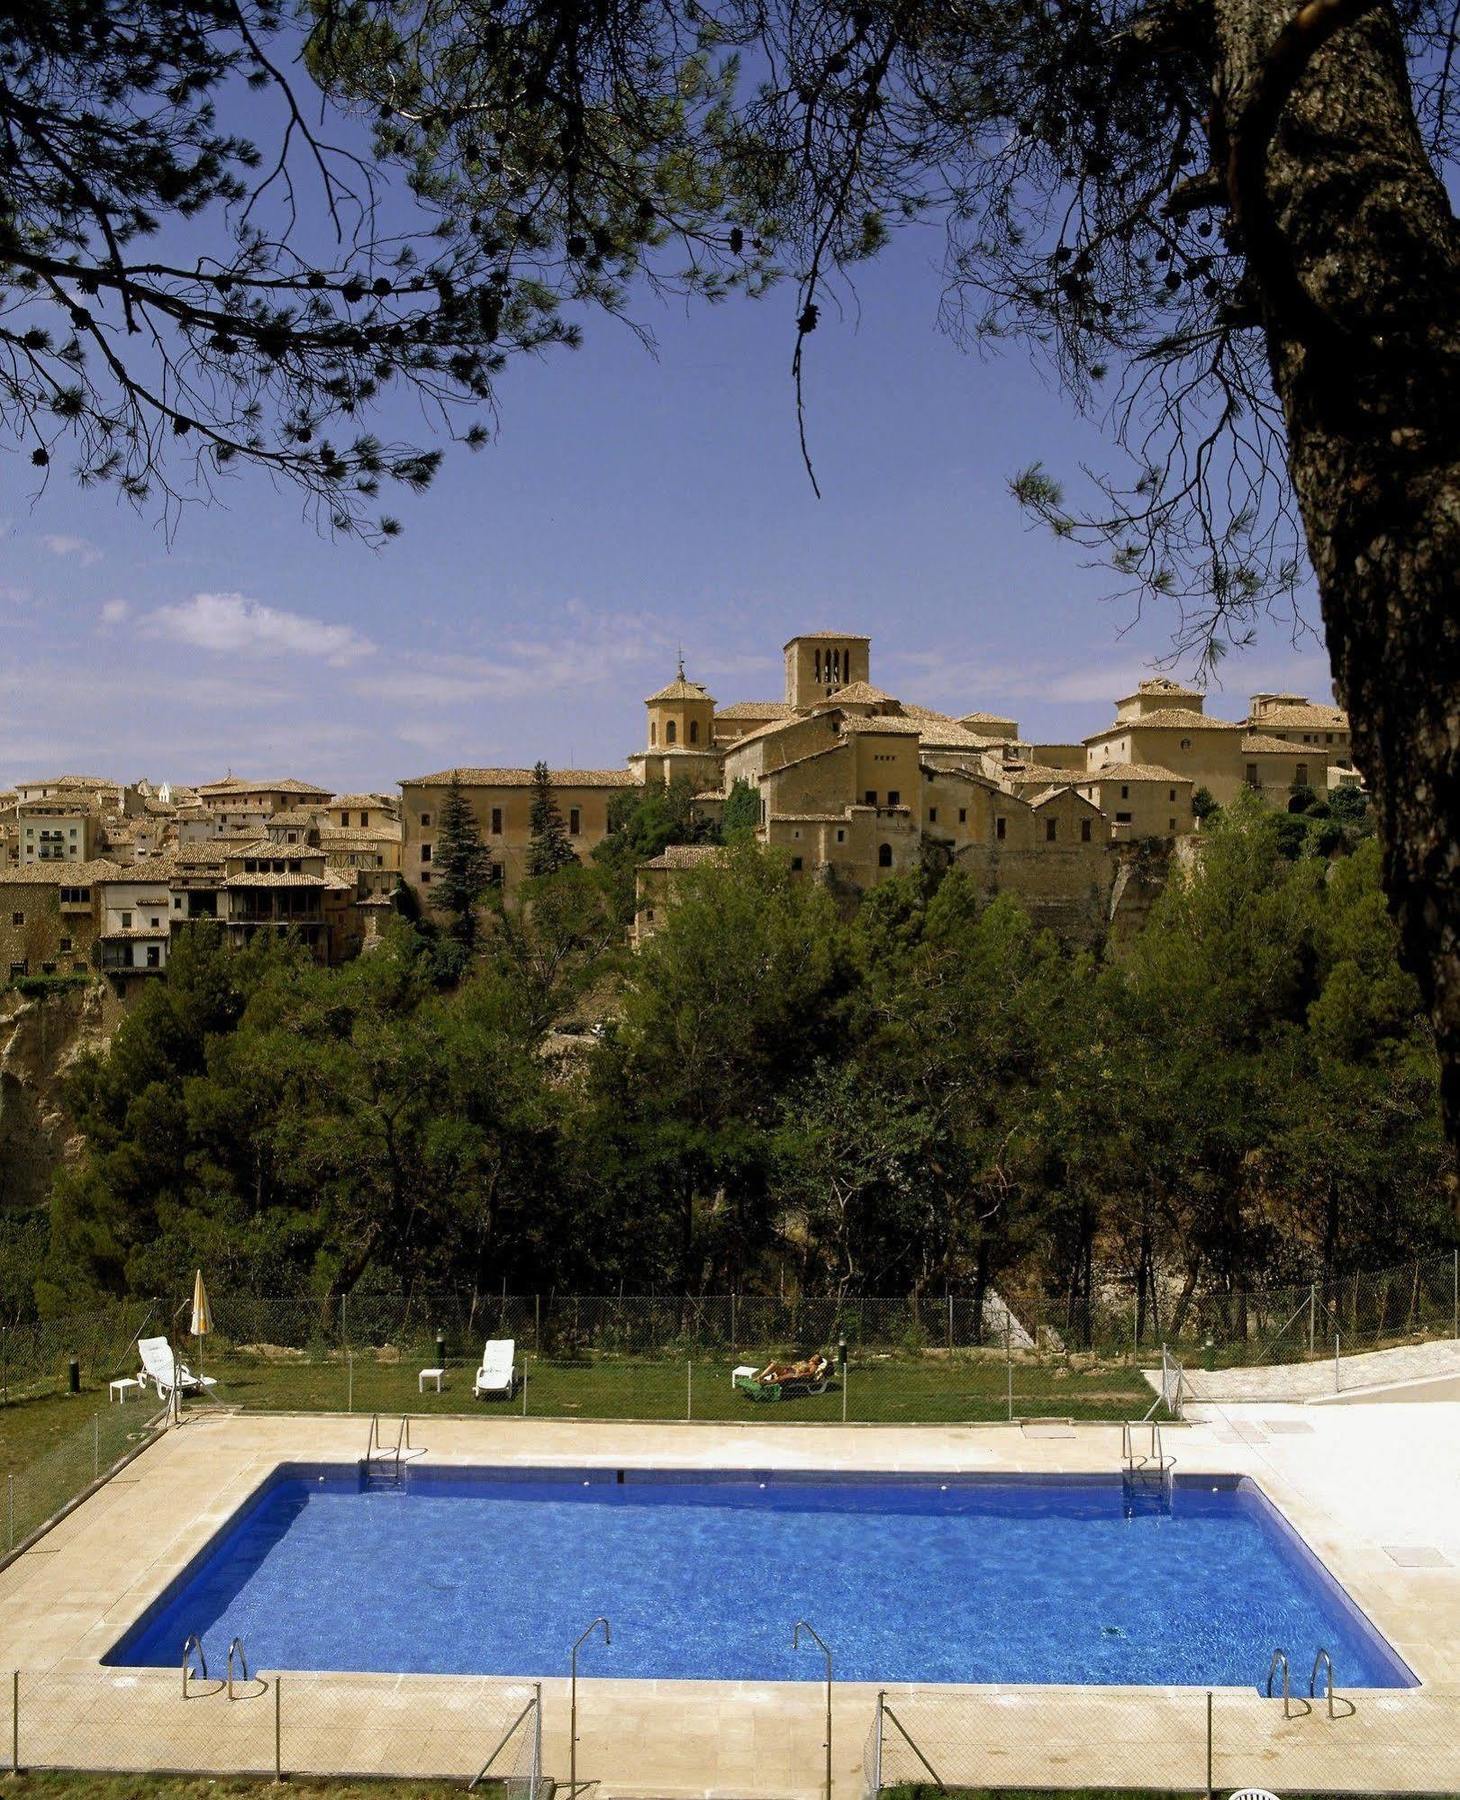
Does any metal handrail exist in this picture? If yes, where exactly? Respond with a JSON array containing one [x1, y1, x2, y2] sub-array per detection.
[[569, 1616, 610, 1797], [794, 1620, 833, 1800], [1267, 1647, 1292, 1714], [181, 1633, 207, 1698], [227, 1636, 249, 1699], [364, 1412, 407, 1480], [1310, 1647, 1336, 1717], [1122, 1419, 1175, 1474]]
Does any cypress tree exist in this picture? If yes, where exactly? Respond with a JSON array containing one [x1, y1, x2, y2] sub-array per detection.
[[433, 773, 493, 945], [527, 761, 579, 875]]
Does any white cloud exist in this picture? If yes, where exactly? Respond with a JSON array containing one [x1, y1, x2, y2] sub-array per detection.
[[41, 533, 102, 567], [99, 598, 130, 626], [143, 591, 375, 666]]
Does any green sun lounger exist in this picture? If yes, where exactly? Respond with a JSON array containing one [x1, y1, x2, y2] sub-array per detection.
[[732, 1362, 830, 1401]]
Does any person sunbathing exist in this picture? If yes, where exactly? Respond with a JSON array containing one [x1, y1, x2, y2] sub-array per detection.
[[755, 1353, 830, 1385]]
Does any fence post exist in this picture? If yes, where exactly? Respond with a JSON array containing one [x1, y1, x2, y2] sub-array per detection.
[[93, 1413, 99, 1481], [1453, 1248, 1458, 1340], [346, 1350, 353, 1415], [6, 1475, 11, 1553], [686, 1360, 692, 1421], [10, 1670, 17, 1776], [731, 1292, 737, 1350], [533, 1681, 543, 1792], [534, 1294, 541, 1355], [1335, 1334, 1341, 1394], [1205, 1689, 1213, 1799], [946, 1294, 953, 1352], [1308, 1283, 1316, 1354], [872, 1689, 884, 1798], [522, 1363, 529, 1418], [1006, 1316, 1013, 1423], [274, 1673, 282, 1782]]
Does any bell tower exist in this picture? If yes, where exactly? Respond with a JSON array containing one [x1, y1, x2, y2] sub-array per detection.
[[784, 634, 872, 709]]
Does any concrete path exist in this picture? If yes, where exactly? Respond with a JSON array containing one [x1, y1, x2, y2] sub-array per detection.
[[1148, 1334, 1460, 1403]]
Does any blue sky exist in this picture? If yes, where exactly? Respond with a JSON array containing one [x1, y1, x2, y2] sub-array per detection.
[[0, 223, 1333, 792]]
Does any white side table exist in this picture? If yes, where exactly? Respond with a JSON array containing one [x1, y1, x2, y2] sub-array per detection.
[[418, 1367, 444, 1394], [732, 1363, 758, 1388], [110, 1376, 142, 1404]]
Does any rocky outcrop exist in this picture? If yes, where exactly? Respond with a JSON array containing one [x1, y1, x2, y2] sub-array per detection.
[[0, 984, 111, 1212]]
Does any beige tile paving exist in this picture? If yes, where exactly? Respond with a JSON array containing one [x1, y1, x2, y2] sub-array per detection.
[[0, 1408, 1457, 1796]]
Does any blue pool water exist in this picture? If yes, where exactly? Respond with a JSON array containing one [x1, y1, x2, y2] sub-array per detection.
[[107, 1467, 1415, 1688]]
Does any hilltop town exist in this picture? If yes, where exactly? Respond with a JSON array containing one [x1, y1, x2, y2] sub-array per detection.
[[0, 631, 1358, 987]]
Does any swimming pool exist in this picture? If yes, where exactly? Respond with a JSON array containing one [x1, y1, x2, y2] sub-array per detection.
[[107, 1466, 1416, 1689]]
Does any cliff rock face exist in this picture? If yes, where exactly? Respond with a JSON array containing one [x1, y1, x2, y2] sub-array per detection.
[[0, 985, 110, 1212]]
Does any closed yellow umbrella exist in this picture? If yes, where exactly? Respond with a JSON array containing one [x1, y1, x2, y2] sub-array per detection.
[[190, 1269, 212, 1390], [190, 1269, 213, 1337]]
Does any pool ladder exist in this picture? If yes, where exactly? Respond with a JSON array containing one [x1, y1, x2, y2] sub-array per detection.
[[1266, 1646, 1340, 1718], [364, 1413, 409, 1488], [1121, 1419, 1175, 1515]]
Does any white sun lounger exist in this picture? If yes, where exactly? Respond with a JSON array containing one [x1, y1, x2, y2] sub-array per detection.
[[137, 1335, 218, 1399], [473, 1338, 517, 1398]]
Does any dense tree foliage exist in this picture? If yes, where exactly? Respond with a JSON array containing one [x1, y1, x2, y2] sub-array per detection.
[[33, 802, 1452, 1318]]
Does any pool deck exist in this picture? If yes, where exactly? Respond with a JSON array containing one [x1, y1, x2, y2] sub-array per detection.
[[2, 1404, 1458, 1796]]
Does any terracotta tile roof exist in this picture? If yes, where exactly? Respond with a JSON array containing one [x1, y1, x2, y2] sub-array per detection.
[[1030, 785, 1103, 811], [639, 845, 725, 870], [400, 766, 639, 789], [838, 715, 923, 736], [646, 675, 715, 703], [782, 631, 871, 644], [714, 700, 795, 720], [328, 793, 398, 808], [194, 776, 332, 797], [914, 718, 1002, 750], [1241, 732, 1309, 754], [223, 871, 330, 888], [1079, 762, 1189, 783], [1004, 763, 1085, 786], [826, 681, 896, 705], [1090, 708, 1244, 734], [955, 710, 1020, 729], [1247, 703, 1348, 729], [0, 858, 123, 885]]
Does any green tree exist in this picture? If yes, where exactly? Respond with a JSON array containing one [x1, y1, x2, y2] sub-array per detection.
[[433, 775, 494, 948], [527, 763, 579, 877], [720, 778, 761, 840]]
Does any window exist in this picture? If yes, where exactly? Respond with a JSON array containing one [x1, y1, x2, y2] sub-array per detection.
[[864, 790, 877, 806], [928, 807, 938, 824], [1045, 818, 1058, 842], [491, 807, 503, 834], [1169, 788, 1176, 802], [1169, 818, 1177, 832], [689, 720, 699, 745], [1246, 764, 1259, 786], [835, 828, 846, 844], [650, 722, 657, 745], [360, 811, 369, 826], [59, 936, 71, 952], [174, 896, 182, 910], [958, 808, 967, 824], [1121, 785, 1130, 800], [1116, 810, 1132, 823], [420, 871, 431, 884], [995, 817, 1006, 841], [887, 789, 900, 807], [1296, 763, 1309, 786], [878, 843, 893, 868], [149, 916, 160, 929], [1180, 737, 1192, 751], [73, 961, 86, 973], [121, 911, 132, 928], [569, 807, 581, 836], [421, 843, 432, 862], [41, 962, 55, 975], [791, 856, 804, 871], [146, 945, 160, 968], [420, 812, 431, 827], [666, 719, 677, 744], [10, 912, 21, 926], [341, 811, 351, 827], [1325, 733, 1334, 745], [1081, 819, 1092, 843]]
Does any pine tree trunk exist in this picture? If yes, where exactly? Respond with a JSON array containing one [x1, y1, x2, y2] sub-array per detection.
[[1211, 0, 1460, 1190]]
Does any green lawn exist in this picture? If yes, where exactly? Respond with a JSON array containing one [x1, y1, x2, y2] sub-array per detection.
[[186, 1348, 1152, 1425]]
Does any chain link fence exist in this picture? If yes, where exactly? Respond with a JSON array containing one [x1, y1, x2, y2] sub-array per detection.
[[1, 1667, 542, 1792], [867, 1682, 1460, 1797]]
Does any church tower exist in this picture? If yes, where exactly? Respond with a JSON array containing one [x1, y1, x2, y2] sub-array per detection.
[[645, 659, 716, 751], [783, 633, 872, 709]]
